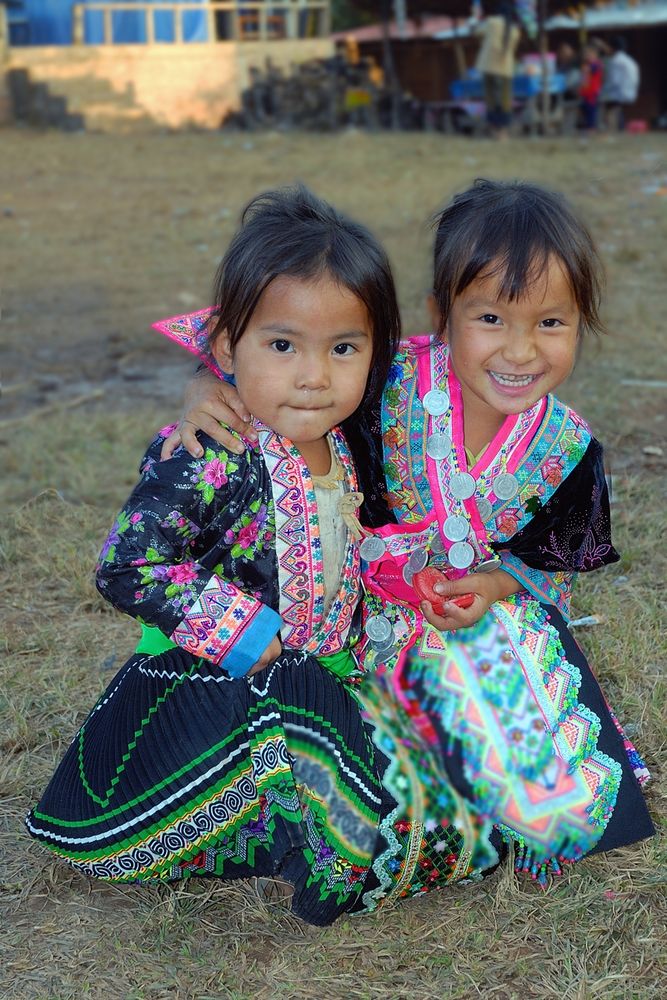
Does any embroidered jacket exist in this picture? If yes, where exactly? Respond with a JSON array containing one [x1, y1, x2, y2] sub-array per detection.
[[96, 424, 361, 677], [375, 336, 619, 619]]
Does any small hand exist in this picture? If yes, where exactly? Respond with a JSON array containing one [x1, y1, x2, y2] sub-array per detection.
[[247, 635, 282, 677], [420, 568, 521, 632], [161, 370, 258, 460], [420, 591, 486, 632]]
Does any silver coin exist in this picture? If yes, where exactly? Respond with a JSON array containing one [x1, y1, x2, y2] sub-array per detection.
[[476, 497, 493, 523], [449, 472, 476, 500], [493, 472, 519, 501], [359, 535, 387, 562], [372, 642, 396, 663], [402, 563, 415, 586], [365, 614, 394, 643], [448, 541, 475, 569], [407, 547, 429, 573], [429, 531, 446, 553], [422, 389, 450, 416], [443, 515, 469, 542], [426, 432, 452, 461], [370, 634, 396, 651], [474, 557, 501, 574]]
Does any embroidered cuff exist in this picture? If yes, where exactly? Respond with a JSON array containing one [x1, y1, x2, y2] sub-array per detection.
[[170, 575, 282, 675], [498, 552, 572, 619]]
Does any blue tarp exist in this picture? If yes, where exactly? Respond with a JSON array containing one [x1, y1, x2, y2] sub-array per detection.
[[15, 0, 208, 45], [450, 70, 567, 102]]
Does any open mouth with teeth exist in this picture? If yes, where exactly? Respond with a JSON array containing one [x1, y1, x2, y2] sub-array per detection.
[[489, 371, 541, 388]]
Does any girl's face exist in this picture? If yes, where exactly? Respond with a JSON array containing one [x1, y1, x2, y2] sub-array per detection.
[[213, 273, 373, 456], [444, 256, 580, 438]]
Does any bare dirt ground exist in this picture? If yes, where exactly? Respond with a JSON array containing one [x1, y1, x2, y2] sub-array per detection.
[[1, 128, 666, 1000]]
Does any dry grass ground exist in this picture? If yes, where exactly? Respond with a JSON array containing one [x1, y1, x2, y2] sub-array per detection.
[[1, 128, 666, 1000]]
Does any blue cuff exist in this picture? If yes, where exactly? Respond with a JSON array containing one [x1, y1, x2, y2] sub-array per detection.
[[219, 604, 282, 677]]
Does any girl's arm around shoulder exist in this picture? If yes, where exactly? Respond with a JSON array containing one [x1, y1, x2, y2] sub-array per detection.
[[95, 428, 281, 677], [161, 367, 257, 460]]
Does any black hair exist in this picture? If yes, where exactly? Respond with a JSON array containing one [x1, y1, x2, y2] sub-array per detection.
[[610, 35, 628, 53], [432, 178, 604, 338], [208, 184, 401, 410]]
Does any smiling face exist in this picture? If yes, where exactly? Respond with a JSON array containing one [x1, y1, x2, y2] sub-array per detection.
[[444, 256, 580, 444], [212, 273, 374, 465]]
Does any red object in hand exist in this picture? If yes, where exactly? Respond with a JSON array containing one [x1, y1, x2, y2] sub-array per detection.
[[412, 567, 475, 614]]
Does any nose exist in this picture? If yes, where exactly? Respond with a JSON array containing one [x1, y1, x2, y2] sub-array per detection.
[[501, 329, 538, 366], [296, 355, 330, 390]]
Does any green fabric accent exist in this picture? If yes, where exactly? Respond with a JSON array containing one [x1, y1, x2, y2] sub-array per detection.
[[136, 628, 355, 680], [464, 444, 487, 468], [136, 624, 178, 655], [318, 648, 356, 679]]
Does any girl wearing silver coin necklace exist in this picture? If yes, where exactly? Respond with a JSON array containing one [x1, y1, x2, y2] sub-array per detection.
[[164, 180, 654, 900]]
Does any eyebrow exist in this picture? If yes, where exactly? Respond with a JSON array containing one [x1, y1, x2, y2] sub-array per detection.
[[258, 325, 370, 339], [462, 297, 577, 312]]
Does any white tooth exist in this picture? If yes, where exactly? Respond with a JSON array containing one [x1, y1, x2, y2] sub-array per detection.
[[492, 372, 534, 386]]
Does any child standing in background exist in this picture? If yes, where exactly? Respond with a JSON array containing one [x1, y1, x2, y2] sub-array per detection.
[[579, 42, 604, 132], [166, 179, 654, 905]]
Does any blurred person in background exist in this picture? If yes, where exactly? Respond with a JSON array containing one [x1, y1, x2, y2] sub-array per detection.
[[601, 35, 640, 131], [578, 41, 604, 133], [474, 0, 522, 140], [556, 41, 581, 101]]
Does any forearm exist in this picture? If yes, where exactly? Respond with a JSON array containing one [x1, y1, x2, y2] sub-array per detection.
[[481, 568, 522, 604]]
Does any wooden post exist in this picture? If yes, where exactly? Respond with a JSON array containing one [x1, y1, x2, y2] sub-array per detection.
[[207, 2, 215, 43], [0, 4, 8, 61], [259, 2, 268, 42], [287, 4, 298, 40], [321, 1, 331, 38], [0, 16, 12, 126], [538, 0, 549, 136], [380, 0, 401, 130], [103, 7, 112, 45], [453, 40, 467, 78], [72, 3, 84, 45], [146, 6, 155, 45], [174, 4, 183, 44], [578, 3, 587, 46]]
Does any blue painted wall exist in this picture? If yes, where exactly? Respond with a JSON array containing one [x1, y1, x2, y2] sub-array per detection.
[[12, 0, 208, 45]]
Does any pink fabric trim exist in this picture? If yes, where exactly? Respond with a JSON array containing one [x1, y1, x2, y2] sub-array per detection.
[[416, 343, 457, 542], [152, 308, 225, 379]]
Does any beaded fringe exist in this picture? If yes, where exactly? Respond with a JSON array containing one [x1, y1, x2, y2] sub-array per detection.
[[495, 824, 585, 889]]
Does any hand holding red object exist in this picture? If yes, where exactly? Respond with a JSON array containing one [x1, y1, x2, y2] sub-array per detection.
[[412, 567, 474, 614]]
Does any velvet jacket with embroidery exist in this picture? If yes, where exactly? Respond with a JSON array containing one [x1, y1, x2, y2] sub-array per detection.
[[96, 424, 361, 677]]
